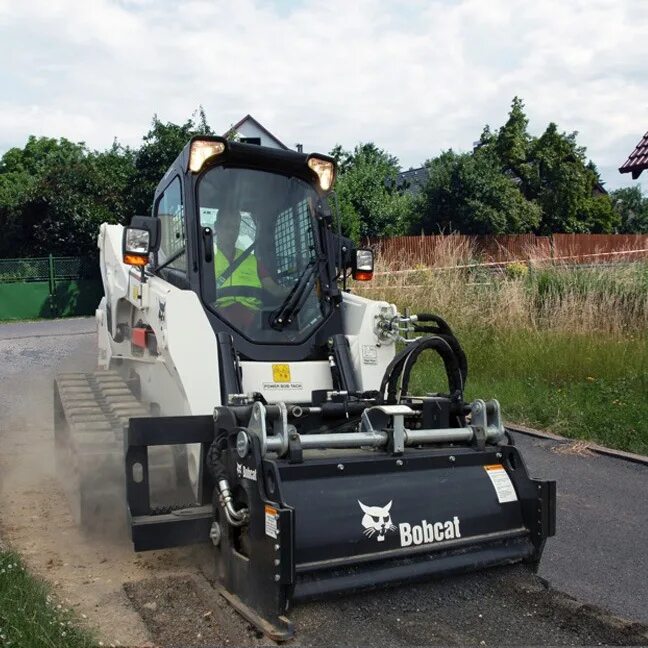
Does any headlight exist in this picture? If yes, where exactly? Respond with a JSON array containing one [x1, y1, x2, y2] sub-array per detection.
[[307, 156, 336, 191], [123, 227, 151, 266], [124, 228, 150, 254], [352, 248, 374, 281], [189, 140, 226, 173]]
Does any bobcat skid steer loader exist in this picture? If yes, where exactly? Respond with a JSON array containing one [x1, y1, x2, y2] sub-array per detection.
[[54, 136, 555, 640]]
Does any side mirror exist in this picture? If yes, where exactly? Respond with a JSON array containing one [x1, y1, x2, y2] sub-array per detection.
[[122, 216, 160, 267], [352, 248, 374, 281]]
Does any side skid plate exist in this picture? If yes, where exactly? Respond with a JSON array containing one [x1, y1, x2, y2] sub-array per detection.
[[216, 584, 294, 642], [124, 415, 215, 551]]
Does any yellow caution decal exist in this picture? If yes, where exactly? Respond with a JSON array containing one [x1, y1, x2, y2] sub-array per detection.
[[272, 364, 291, 383]]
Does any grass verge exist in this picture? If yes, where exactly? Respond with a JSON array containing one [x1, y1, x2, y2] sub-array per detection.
[[407, 328, 648, 455], [0, 549, 95, 648]]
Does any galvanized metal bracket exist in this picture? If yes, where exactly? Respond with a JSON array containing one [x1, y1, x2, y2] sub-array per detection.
[[361, 405, 414, 455], [248, 400, 290, 458]]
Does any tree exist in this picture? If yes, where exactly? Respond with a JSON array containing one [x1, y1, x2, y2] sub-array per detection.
[[610, 186, 648, 233], [494, 96, 533, 185], [128, 107, 213, 215], [0, 136, 136, 257], [415, 149, 541, 235], [524, 123, 617, 233], [413, 98, 618, 235], [0, 108, 216, 257], [330, 143, 414, 240]]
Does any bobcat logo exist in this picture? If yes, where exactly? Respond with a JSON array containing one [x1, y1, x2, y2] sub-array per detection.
[[358, 500, 397, 542]]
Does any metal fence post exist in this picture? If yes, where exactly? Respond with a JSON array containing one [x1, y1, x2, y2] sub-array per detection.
[[48, 253, 56, 317]]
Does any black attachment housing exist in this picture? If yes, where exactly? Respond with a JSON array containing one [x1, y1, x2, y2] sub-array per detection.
[[124, 408, 556, 640]]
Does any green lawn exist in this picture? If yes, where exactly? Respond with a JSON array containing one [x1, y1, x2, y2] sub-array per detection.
[[0, 550, 95, 648], [408, 328, 648, 455]]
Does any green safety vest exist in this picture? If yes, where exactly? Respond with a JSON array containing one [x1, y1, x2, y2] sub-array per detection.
[[215, 247, 262, 310]]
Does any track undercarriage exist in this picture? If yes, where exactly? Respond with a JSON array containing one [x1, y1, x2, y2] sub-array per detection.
[[54, 371, 188, 534]]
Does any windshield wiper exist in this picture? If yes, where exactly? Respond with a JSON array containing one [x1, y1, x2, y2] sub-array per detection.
[[270, 257, 323, 330]]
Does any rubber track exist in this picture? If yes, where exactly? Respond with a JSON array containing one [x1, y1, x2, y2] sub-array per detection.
[[54, 370, 177, 531]]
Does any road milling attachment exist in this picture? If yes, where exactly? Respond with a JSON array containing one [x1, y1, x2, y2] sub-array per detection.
[[54, 370, 182, 534]]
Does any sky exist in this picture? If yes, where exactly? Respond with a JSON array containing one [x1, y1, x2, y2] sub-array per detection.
[[1, 0, 647, 191]]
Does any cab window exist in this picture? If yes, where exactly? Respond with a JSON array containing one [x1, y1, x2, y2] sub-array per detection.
[[274, 199, 315, 287], [155, 177, 186, 273]]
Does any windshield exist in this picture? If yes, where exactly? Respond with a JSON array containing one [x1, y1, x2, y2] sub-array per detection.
[[198, 166, 331, 344]]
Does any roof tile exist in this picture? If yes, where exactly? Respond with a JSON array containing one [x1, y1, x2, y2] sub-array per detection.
[[619, 131, 648, 179]]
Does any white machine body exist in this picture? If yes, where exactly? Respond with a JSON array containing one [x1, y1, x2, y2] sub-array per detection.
[[96, 222, 397, 491]]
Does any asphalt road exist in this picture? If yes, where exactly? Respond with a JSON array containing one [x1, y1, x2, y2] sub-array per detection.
[[1, 317, 647, 632], [514, 432, 648, 624]]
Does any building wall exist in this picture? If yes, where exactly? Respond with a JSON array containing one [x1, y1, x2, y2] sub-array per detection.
[[236, 121, 284, 149]]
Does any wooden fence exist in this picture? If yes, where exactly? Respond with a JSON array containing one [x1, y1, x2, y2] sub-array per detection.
[[369, 234, 648, 266]]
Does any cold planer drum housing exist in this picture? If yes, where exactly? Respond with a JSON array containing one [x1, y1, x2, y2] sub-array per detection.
[[125, 395, 555, 640]]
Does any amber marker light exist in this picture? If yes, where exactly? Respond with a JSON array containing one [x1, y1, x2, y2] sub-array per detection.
[[123, 253, 149, 267]]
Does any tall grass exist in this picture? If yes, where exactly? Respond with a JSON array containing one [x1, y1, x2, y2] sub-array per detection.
[[357, 239, 648, 335], [354, 239, 648, 453], [405, 328, 648, 454]]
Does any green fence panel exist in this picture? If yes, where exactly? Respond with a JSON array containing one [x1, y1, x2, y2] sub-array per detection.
[[0, 282, 53, 320], [51, 280, 104, 317], [0, 256, 103, 321], [0, 258, 51, 283]]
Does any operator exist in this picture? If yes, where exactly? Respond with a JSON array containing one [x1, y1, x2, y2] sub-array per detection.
[[213, 206, 286, 326]]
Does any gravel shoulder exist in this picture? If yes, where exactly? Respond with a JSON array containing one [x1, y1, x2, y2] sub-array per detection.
[[1, 318, 647, 646]]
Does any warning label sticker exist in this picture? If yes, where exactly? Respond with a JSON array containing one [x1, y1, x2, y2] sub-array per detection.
[[272, 363, 291, 382], [265, 505, 278, 538], [362, 345, 378, 365], [484, 464, 518, 503]]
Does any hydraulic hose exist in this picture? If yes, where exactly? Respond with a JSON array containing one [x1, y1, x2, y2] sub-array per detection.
[[379, 314, 467, 404], [206, 433, 249, 526], [206, 434, 228, 483], [412, 313, 468, 386], [399, 335, 463, 401]]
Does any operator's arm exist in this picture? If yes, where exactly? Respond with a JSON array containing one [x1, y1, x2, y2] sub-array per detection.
[[256, 257, 290, 298], [261, 275, 290, 298]]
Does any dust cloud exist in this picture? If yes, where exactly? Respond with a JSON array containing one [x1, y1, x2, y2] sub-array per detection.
[[0, 322, 211, 646]]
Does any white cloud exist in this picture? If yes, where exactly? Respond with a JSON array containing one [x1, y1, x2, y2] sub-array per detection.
[[0, 0, 646, 190]]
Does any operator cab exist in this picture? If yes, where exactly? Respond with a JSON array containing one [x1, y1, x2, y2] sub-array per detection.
[[197, 165, 330, 345], [126, 136, 371, 363]]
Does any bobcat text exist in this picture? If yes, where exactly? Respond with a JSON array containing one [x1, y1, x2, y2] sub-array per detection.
[[399, 516, 461, 547]]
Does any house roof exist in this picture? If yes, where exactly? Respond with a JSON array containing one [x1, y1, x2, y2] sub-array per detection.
[[398, 167, 426, 184], [396, 166, 427, 193], [619, 131, 648, 179], [227, 114, 289, 150]]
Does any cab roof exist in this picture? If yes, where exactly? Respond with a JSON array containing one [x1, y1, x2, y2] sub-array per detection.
[[154, 136, 335, 197]]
